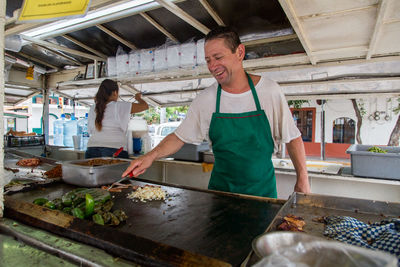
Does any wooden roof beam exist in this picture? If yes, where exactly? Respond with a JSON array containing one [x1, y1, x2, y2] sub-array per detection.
[[140, 12, 178, 43], [367, 0, 391, 60], [96, 24, 137, 50], [278, 0, 316, 65], [22, 36, 104, 62], [199, 0, 225, 26], [62, 35, 108, 60], [155, 0, 210, 35]]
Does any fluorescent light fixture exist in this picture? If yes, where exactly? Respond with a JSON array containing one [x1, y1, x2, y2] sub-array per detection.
[[21, 0, 157, 38]]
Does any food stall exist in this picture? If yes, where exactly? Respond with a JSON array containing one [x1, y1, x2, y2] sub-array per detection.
[[2, 0, 400, 266]]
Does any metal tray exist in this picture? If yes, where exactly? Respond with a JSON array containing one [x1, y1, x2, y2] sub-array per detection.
[[62, 157, 131, 187], [265, 193, 400, 238]]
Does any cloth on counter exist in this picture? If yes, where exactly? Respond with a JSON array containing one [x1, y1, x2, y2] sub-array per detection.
[[324, 216, 400, 265]]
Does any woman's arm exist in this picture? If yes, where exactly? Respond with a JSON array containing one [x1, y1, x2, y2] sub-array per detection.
[[131, 93, 149, 113]]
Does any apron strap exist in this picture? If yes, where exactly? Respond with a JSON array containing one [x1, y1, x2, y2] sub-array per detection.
[[216, 84, 222, 113], [215, 72, 262, 113], [246, 73, 262, 111]]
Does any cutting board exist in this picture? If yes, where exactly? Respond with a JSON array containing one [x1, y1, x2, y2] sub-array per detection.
[[5, 179, 283, 266]]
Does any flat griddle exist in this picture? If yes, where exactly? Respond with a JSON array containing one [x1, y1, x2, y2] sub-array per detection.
[[4, 178, 284, 266]]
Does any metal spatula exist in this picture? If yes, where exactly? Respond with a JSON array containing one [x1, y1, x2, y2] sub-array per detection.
[[106, 171, 133, 191]]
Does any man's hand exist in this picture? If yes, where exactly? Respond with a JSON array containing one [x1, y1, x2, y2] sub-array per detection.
[[122, 152, 156, 177], [286, 136, 311, 194], [294, 173, 311, 193]]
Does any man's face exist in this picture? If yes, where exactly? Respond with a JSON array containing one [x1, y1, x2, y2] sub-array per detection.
[[204, 38, 244, 86]]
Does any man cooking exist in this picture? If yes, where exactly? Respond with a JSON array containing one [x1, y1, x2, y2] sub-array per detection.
[[123, 26, 311, 198]]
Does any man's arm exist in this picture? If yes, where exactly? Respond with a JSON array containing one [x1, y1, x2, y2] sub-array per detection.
[[286, 136, 311, 193], [122, 133, 184, 177]]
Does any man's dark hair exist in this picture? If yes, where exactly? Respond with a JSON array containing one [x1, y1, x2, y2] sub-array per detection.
[[205, 26, 241, 53]]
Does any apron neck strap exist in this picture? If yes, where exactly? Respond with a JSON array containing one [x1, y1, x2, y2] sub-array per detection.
[[216, 72, 262, 113]]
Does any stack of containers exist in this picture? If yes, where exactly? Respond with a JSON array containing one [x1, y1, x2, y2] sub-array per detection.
[[63, 114, 78, 147], [77, 113, 90, 150], [53, 114, 66, 146]]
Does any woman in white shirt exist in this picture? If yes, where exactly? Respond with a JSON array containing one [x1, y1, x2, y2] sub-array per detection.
[[86, 79, 148, 159]]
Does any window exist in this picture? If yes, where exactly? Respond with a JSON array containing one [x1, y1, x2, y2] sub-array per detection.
[[292, 109, 314, 142], [333, 117, 355, 144]]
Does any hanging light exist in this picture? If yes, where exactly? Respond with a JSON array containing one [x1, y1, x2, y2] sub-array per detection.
[[26, 66, 34, 80]]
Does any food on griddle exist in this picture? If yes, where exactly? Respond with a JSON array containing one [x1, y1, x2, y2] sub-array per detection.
[[277, 214, 306, 232], [44, 165, 62, 178], [127, 185, 166, 202], [4, 166, 19, 173], [32, 188, 127, 226], [74, 159, 125, 166], [312, 216, 326, 223], [101, 183, 138, 193], [16, 158, 41, 167]]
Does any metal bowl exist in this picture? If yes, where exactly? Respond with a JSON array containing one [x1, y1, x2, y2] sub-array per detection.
[[252, 231, 324, 258], [252, 232, 397, 267]]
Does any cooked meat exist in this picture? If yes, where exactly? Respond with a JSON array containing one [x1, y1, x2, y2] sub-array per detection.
[[277, 214, 306, 232], [16, 158, 41, 167], [44, 165, 62, 178]]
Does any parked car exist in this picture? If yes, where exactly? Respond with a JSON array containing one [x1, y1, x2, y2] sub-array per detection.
[[152, 121, 181, 148]]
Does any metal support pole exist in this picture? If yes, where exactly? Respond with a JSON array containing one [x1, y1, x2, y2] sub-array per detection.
[[42, 81, 50, 147], [0, 0, 6, 217], [320, 101, 326, 161]]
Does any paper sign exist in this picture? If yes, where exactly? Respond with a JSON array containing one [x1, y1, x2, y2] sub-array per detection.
[[19, 0, 91, 22]]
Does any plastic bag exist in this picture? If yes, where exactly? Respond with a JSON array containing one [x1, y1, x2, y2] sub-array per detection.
[[154, 43, 168, 71], [107, 56, 117, 77], [180, 38, 196, 69], [139, 48, 154, 73], [116, 46, 129, 76], [128, 50, 140, 74], [166, 38, 180, 70], [196, 39, 206, 65], [253, 232, 397, 267]]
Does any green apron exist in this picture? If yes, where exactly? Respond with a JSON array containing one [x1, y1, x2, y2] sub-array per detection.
[[208, 73, 277, 198]]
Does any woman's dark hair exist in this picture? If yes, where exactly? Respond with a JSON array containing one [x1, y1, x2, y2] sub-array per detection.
[[204, 26, 241, 53], [94, 79, 119, 131]]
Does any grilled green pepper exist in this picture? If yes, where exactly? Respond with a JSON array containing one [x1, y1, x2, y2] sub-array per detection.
[[44, 201, 56, 210], [33, 198, 49, 206], [92, 214, 104, 225], [71, 207, 85, 219], [85, 193, 95, 217], [62, 207, 72, 215]]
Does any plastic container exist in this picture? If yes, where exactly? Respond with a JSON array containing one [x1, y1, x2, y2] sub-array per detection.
[[53, 114, 66, 146], [170, 141, 209, 161], [63, 115, 78, 147], [141, 133, 152, 154], [346, 144, 400, 180], [128, 117, 148, 138], [133, 138, 142, 154], [77, 113, 89, 150]]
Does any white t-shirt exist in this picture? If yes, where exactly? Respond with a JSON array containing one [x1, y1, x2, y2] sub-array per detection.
[[174, 76, 301, 152], [87, 101, 132, 150]]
